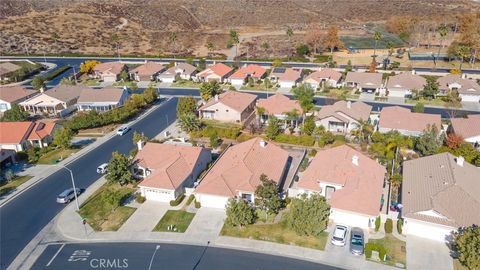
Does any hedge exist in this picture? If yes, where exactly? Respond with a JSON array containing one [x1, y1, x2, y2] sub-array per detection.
[[274, 134, 315, 146], [397, 218, 403, 234], [190, 126, 241, 140], [365, 243, 374, 259], [186, 194, 195, 206], [135, 195, 146, 204], [169, 194, 186, 206], [42, 65, 71, 81], [375, 216, 381, 232], [194, 200, 201, 209], [385, 218, 393, 234]]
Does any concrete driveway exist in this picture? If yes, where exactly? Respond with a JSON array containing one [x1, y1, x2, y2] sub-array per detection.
[[406, 235, 453, 270], [118, 201, 169, 232], [185, 207, 226, 244]]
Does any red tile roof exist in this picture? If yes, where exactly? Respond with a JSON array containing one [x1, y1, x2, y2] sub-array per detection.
[[0, 86, 38, 103], [305, 68, 342, 83], [27, 122, 57, 140], [197, 63, 233, 78], [229, 64, 266, 80], [93, 62, 125, 75], [0, 122, 34, 144], [256, 93, 302, 115], [450, 115, 480, 139], [316, 100, 372, 123], [379, 106, 441, 133], [130, 61, 165, 76], [271, 68, 302, 82], [199, 91, 256, 113]]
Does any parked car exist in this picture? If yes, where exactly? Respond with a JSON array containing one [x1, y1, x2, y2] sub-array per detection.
[[116, 126, 130, 136], [331, 225, 348, 246], [56, 188, 81, 204], [97, 163, 108, 174], [349, 227, 365, 255]]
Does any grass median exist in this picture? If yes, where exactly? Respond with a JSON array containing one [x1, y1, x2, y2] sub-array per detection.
[[37, 148, 81, 164], [0, 175, 33, 197], [153, 210, 195, 233], [367, 234, 406, 267]]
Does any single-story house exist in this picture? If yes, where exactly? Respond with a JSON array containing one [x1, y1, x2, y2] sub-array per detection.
[[345, 72, 383, 93], [437, 74, 480, 102], [0, 62, 21, 81], [199, 91, 257, 123], [158, 62, 197, 83], [378, 106, 441, 137], [289, 145, 386, 229], [402, 153, 480, 241], [316, 100, 372, 133], [195, 138, 290, 208], [269, 67, 302, 89], [386, 72, 427, 98], [129, 61, 165, 81], [134, 142, 211, 202], [228, 64, 267, 86], [77, 87, 129, 113], [0, 86, 38, 112], [196, 63, 234, 83], [303, 68, 343, 89], [0, 121, 58, 151], [256, 93, 303, 123], [450, 115, 480, 145], [93, 62, 127, 82], [20, 85, 85, 117]]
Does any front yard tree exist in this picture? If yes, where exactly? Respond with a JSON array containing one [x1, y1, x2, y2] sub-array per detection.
[[106, 152, 133, 186], [415, 124, 443, 156], [265, 116, 281, 140], [53, 128, 73, 149], [143, 86, 158, 104], [301, 116, 315, 135], [451, 225, 480, 270], [120, 70, 129, 82], [422, 76, 439, 99], [255, 174, 282, 214], [225, 198, 255, 227], [293, 84, 315, 113], [1, 104, 29, 122], [372, 31, 382, 58], [199, 81, 222, 101], [177, 113, 201, 132], [177, 96, 197, 116], [132, 131, 148, 145], [79, 60, 100, 74], [323, 25, 344, 60], [32, 76, 45, 90], [285, 193, 330, 236]]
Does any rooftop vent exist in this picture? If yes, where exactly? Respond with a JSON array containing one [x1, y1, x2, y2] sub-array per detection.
[[259, 140, 267, 148], [352, 155, 359, 166], [456, 156, 464, 167]]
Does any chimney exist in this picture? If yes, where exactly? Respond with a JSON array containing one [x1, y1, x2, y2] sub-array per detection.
[[174, 62, 177, 66], [123, 86, 128, 91], [456, 156, 464, 167], [214, 95, 219, 102], [259, 140, 267, 148], [461, 73, 467, 79], [347, 100, 352, 109], [137, 140, 144, 151], [411, 70, 416, 75], [352, 155, 359, 166], [40, 86, 45, 93]]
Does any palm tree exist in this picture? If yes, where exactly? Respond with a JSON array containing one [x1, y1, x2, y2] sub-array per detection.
[[285, 109, 300, 128], [434, 25, 448, 70], [386, 41, 394, 61], [457, 46, 471, 73], [169, 31, 177, 56], [256, 106, 266, 125], [286, 27, 294, 60], [353, 119, 373, 143], [111, 33, 120, 59], [373, 31, 382, 59], [229, 30, 240, 59], [206, 42, 215, 52]]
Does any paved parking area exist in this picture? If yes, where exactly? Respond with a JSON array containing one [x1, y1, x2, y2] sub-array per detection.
[[406, 235, 453, 270], [185, 207, 226, 244]]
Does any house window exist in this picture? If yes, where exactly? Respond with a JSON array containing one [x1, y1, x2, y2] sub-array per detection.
[[325, 186, 336, 200]]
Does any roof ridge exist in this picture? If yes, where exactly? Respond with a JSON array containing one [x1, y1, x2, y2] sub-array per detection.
[[164, 154, 184, 188], [220, 174, 236, 196]]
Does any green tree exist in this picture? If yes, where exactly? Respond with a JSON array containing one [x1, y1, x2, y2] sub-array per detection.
[[422, 76, 439, 99], [293, 84, 315, 113], [225, 198, 255, 227], [389, 173, 403, 191], [206, 42, 215, 52], [229, 30, 240, 57], [177, 113, 201, 132], [451, 225, 480, 270], [254, 174, 282, 214], [120, 70, 129, 81], [197, 58, 206, 71], [177, 96, 197, 116], [209, 131, 220, 148], [296, 43, 309, 56], [106, 152, 133, 186], [435, 25, 448, 70], [351, 119, 373, 144], [1, 104, 29, 122], [260, 42, 270, 52], [285, 109, 300, 128], [345, 60, 353, 72], [272, 59, 283, 68], [105, 188, 121, 213], [415, 124, 443, 156], [301, 116, 315, 135], [132, 131, 148, 145], [169, 31, 177, 53], [265, 116, 281, 140], [32, 76, 45, 90], [199, 81, 222, 101], [286, 26, 294, 59], [457, 46, 471, 72], [413, 102, 425, 113], [284, 194, 330, 236], [53, 128, 73, 149], [373, 31, 382, 59], [142, 86, 158, 104]]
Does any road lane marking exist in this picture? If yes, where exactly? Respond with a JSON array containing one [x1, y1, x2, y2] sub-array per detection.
[[46, 244, 65, 267]]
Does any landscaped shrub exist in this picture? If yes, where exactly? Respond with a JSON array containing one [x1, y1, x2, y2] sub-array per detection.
[[274, 134, 315, 146], [169, 194, 185, 206], [385, 218, 393, 233], [378, 245, 387, 261], [191, 126, 241, 140], [375, 216, 381, 232], [397, 218, 403, 234], [135, 195, 146, 204], [194, 200, 201, 209], [365, 243, 374, 259], [308, 149, 317, 157], [186, 194, 195, 206]]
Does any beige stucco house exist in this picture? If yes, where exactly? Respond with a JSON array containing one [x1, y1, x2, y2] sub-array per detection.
[[199, 91, 257, 123]]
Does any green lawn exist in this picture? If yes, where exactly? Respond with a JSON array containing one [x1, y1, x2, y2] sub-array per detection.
[[171, 79, 201, 88], [221, 220, 329, 250], [79, 183, 136, 231], [0, 175, 33, 197], [405, 97, 448, 107], [82, 79, 101, 86], [453, 259, 469, 270], [316, 88, 358, 100], [37, 148, 80, 164], [240, 84, 277, 92], [153, 210, 195, 233], [112, 81, 138, 89], [202, 119, 242, 129], [368, 234, 407, 267]]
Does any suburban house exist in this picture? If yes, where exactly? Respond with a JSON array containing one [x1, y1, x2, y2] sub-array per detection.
[[386, 72, 427, 98], [0, 121, 58, 151], [303, 68, 343, 89], [195, 138, 290, 208], [378, 106, 441, 136], [437, 74, 480, 102], [0, 86, 38, 112], [450, 115, 480, 146], [77, 87, 129, 113], [0, 62, 21, 81], [345, 72, 383, 93], [269, 67, 302, 89], [133, 142, 211, 202], [402, 153, 480, 241], [158, 62, 197, 83], [256, 93, 303, 124], [20, 85, 86, 117], [129, 61, 165, 81], [199, 91, 257, 123], [93, 62, 127, 82], [0, 149, 16, 169], [315, 100, 372, 133], [289, 145, 386, 229], [196, 63, 234, 83], [228, 64, 267, 86]]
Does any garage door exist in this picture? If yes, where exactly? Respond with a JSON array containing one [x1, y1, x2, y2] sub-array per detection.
[[162, 77, 175, 83], [330, 209, 371, 229], [103, 76, 117, 82], [196, 193, 229, 209], [405, 219, 453, 242], [143, 188, 174, 202], [279, 81, 295, 89], [388, 89, 406, 97], [460, 94, 480, 102], [231, 79, 244, 86]]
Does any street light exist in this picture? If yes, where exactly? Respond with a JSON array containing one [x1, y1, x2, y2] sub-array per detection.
[[57, 165, 80, 211]]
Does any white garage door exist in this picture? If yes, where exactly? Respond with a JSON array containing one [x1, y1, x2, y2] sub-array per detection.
[[162, 77, 175, 83], [279, 81, 295, 89], [405, 219, 453, 242], [103, 76, 117, 82], [196, 193, 229, 209], [143, 188, 175, 202], [231, 79, 244, 86], [460, 94, 480, 102], [388, 89, 406, 97], [330, 209, 371, 229]]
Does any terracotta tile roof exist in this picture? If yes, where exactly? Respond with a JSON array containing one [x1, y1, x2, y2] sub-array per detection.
[[197, 63, 233, 78], [27, 122, 57, 140], [379, 106, 441, 133], [136, 143, 209, 190], [386, 73, 427, 90], [195, 138, 289, 197], [0, 86, 38, 103], [345, 72, 383, 89], [130, 62, 164, 76], [298, 145, 386, 216], [0, 62, 21, 76], [93, 62, 126, 75], [0, 122, 34, 144], [450, 115, 480, 139], [402, 153, 480, 227], [78, 87, 127, 103], [199, 91, 256, 113], [305, 68, 342, 83], [256, 93, 302, 115], [316, 100, 372, 123], [271, 68, 302, 82], [43, 85, 87, 102], [162, 63, 197, 76], [438, 74, 480, 95], [229, 64, 266, 80]]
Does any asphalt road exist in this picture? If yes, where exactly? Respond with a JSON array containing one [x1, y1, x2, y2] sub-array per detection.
[[31, 242, 343, 270], [0, 98, 180, 270]]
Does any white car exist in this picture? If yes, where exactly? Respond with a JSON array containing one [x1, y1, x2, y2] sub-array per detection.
[[331, 225, 348, 246], [116, 126, 130, 136], [97, 163, 108, 174]]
